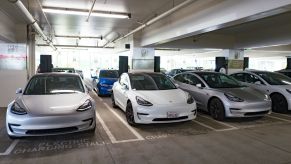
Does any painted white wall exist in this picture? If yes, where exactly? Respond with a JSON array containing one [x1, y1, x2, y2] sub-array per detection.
[[0, 70, 27, 107]]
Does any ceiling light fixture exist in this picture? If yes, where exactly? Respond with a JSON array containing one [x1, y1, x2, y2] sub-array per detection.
[[42, 7, 131, 19]]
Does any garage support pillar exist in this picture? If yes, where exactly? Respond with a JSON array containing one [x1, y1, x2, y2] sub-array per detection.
[[222, 49, 245, 74], [129, 34, 155, 72], [27, 25, 36, 78]]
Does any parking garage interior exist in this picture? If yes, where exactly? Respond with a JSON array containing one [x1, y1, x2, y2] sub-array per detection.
[[1, 0, 291, 163]]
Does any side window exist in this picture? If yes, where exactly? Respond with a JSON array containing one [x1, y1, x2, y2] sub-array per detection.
[[185, 74, 205, 87], [245, 74, 262, 84], [174, 74, 184, 82], [232, 73, 245, 82]]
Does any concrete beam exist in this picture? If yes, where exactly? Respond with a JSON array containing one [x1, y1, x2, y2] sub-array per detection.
[[140, 0, 291, 47]]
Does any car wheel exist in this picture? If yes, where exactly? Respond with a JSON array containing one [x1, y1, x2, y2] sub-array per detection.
[[111, 92, 118, 108], [96, 87, 102, 97], [126, 102, 137, 126], [271, 93, 288, 113], [209, 98, 225, 121]]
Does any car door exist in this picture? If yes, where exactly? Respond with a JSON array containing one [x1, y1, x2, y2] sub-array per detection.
[[244, 73, 269, 93], [114, 74, 129, 110], [184, 74, 208, 110], [173, 74, 188, 90]]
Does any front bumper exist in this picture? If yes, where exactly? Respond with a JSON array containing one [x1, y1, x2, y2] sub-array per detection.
[[97, 85, 113, 95], [133, 103, 197, 124], [224, 100, 272, 117], [6, 109, 96, 137]]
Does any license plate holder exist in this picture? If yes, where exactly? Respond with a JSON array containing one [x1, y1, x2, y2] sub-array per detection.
[[167, 112, 178, 118]]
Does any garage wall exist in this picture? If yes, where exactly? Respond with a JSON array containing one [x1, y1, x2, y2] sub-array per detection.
[[0, 70, 27, 107]]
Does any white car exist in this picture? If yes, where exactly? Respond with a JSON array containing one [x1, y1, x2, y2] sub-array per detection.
[[111, 72, 197, 125], [230, 70, 291, 113], [6, 73, 96, 138]]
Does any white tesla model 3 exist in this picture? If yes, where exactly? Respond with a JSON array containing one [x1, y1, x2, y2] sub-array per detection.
[[6, 73, 96, 138], [111, 72, 197, 125]]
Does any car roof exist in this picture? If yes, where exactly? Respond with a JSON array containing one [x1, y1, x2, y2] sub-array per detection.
[[127, 72, 163, 76], [34, 72, 80, 77]]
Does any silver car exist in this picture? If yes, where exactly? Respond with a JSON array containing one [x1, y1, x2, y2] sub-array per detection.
[[230, 70, 291, 113], [6, 73, 96, 138], [172, 71, 271, 120]]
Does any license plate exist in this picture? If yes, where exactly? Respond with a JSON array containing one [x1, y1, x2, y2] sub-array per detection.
[[167, 112, 178, 118], [107, 89, 112, 92]]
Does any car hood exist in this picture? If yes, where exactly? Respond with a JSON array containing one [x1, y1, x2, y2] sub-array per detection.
[[134, 89, 187, 105], [99, 78, 118, 85], [213, 87, 266, 101], [18, 93, 88, 116]]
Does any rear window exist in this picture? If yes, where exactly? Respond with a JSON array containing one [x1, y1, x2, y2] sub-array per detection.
[[24, 75, 84, 95]]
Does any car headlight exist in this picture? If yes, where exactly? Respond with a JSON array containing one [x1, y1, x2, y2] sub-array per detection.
[[224, 93, 244, 102], [77, 100, 92, 111], [186, 93, 195, 104], [286, 89, 291, 94], [136, 96, 153, 106], [11, 102, 27, 115]]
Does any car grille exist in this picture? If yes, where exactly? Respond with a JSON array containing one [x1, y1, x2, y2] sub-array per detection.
[[26, 127, 78, 135], [152, 116, 188, 121], [244, 111, 269, 116]]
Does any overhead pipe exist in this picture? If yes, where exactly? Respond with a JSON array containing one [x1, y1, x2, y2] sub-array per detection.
[[55, 35, 103, 40], [8, 0, 57, 51], [108, 0, 197, 47], [86, 0, 97, 22]]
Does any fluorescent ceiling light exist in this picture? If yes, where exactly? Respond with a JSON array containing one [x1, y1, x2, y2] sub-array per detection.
[[42, 7, 130, 19]]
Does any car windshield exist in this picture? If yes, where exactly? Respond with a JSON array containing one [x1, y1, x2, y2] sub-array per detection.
[[24, 75, 85, 95], [196, 72, 244, 88], [253, 71, 291, 85], [130, 74, 177, 90], [99, 70, 119, 78]]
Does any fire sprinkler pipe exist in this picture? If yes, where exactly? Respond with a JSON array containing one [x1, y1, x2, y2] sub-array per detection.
[[8, 0, 57, 51], [109, 0, 197, 46]]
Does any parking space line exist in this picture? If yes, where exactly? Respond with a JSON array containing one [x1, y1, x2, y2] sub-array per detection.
[[95, 111, 118, 143], [266, 115, 291, 123], [192, 120, 216, 131], [0, 139, 19, 156], [198, 114, 239, 129], [271, 112, 291, 118], [103, 103, 145, 141]]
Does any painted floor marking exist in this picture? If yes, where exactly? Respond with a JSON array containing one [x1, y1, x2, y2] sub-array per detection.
[[192, 120, 216, 131], [198, 114, 239, 130], [266, 115, 291, 123], [271, 112, 291, 118], [0, 139, 19, 156], [103, 103, 145, 142], [95, 111, 118, 143]]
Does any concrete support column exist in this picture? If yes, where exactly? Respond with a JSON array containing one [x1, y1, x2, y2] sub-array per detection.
[[130, 35, 155, 72], [223, 49, 244, 74], [27, 25, 36, 78]]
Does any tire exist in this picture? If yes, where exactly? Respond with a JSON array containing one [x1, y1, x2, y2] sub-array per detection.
[[271, 93, 288, 113], [126, 102, 137, 126], [209, 98, 225, 121], [96, 87, 102, 97], [111, 92, 118, 108]]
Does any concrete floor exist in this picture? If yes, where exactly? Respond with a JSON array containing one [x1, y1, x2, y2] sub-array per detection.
[[1, 90, 291, 163]]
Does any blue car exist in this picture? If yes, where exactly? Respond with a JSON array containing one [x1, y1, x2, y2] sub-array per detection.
[[93, 70, 119, 96]]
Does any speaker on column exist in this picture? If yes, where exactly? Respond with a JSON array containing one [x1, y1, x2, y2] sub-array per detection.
[[40, 55, 52, 73], [244, 57, 249, 70], [119, 56, 128, 76], [215, 57, 227, 72], [154, 56, 160, 72]]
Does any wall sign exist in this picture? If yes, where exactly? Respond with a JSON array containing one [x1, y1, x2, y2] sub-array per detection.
[[0, 44, 26, 70]]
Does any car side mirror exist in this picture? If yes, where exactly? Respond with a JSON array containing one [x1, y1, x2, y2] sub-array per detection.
[[16, 88, 22, 94], [254, 81, 262, 85], [175, 84, 179, 88], [122, 84, 129, 90], [196, 84, 203, 88]]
